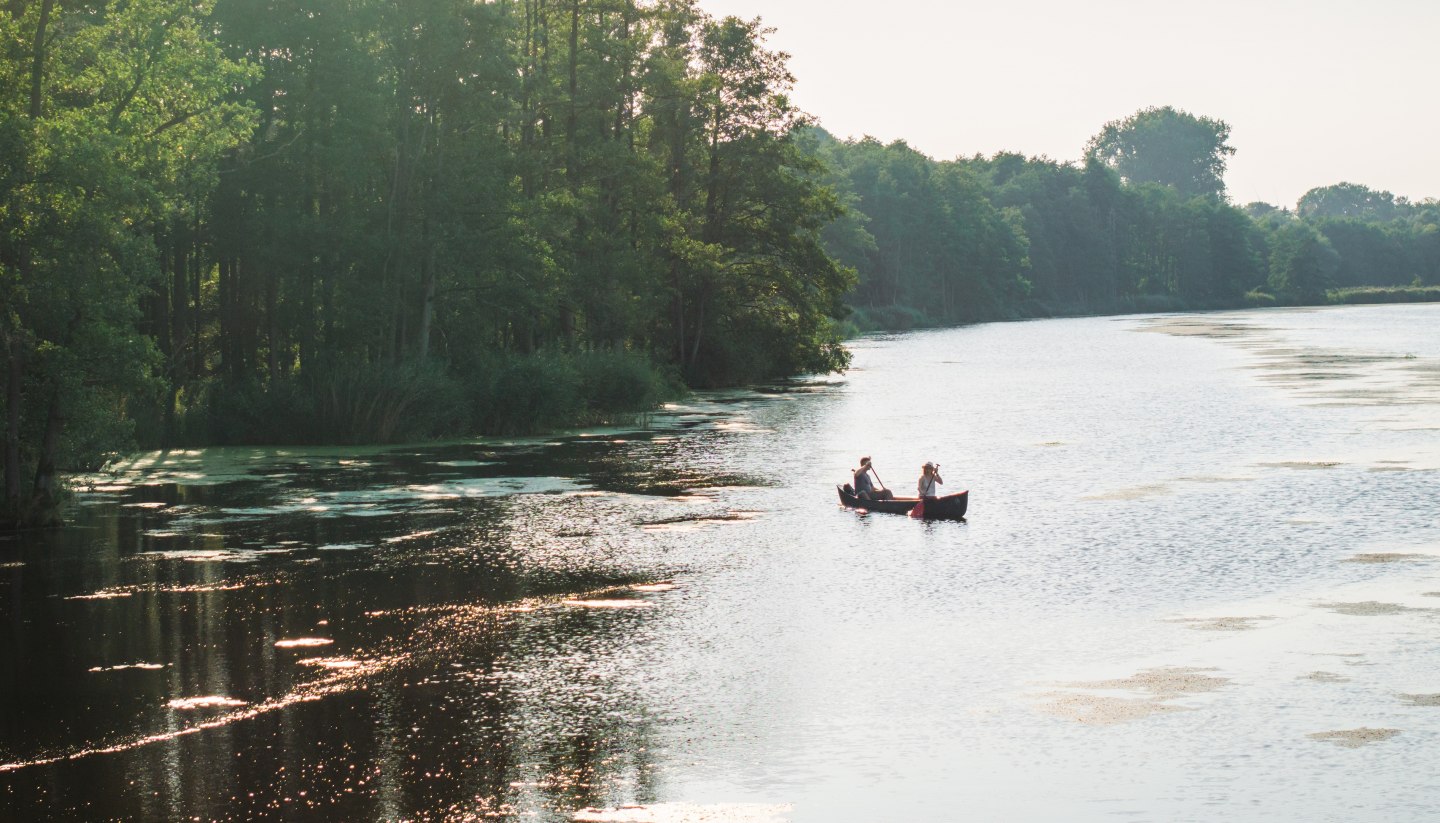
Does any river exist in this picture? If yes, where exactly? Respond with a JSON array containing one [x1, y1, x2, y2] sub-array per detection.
[[3, 304, 1439, 822]]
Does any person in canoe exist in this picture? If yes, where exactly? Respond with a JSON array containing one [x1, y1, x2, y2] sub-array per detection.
[[853, 456, 893, 500], [917, 462, 943, 498]]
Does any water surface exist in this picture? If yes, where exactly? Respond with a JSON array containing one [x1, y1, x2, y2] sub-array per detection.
[[3, 304, 1439, 822]]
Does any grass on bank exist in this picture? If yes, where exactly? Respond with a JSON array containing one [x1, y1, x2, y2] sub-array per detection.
[[1326, 285, 1440, 305], [143, 350, 681, 447]]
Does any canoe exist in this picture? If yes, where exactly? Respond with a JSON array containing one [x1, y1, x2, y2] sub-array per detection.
[[837, 484, 968, 520]]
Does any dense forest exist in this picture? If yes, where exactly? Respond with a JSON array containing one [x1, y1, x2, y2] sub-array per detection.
[[1, 0, 852, 524], [816, 107, 1440, 330], [2, 4, 1438, 526]]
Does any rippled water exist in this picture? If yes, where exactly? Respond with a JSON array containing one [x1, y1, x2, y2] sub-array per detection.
[[2, 305, 1439, 822]]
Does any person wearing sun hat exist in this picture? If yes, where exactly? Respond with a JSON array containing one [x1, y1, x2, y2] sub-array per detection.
[[917, 461, 943, 498]]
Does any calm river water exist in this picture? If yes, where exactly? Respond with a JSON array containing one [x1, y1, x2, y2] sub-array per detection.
[[3, 305, 1439, 822]]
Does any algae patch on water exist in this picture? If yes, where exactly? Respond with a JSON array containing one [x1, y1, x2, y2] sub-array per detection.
[[1343, 553, 1433, 564], [1167, 615, 1276, 632], [1308, 727, 1401, 748], [1400, 693, 1440, 707], [1034, 666, 1229, 725], [1316, 601, 1429, 617], [1298, 671, 1350, 683]]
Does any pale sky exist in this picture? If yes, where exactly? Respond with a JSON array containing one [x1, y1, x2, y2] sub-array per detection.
[[698, 0, 1440, 208]]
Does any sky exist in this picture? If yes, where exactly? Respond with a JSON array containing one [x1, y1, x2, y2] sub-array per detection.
[[697, 0, 1440, 208]]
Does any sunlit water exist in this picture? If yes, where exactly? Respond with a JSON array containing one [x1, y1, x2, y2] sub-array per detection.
[[2, 305, 1438, 822]]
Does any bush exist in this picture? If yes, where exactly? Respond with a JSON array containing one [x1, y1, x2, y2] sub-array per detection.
[[466, 349, 678, 436], [1327, 285, 1440, 305], [177, 363, 467, 446], [1243, 289, 1278, 307], [574, 351, 678, 423], [151, 350, 679, 446], [847, 305, 931, 332]]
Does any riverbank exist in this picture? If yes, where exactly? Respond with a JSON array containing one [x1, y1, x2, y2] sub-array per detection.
[[842, 287, 1440, 336]]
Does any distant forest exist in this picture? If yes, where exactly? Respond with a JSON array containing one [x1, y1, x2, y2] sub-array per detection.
[[2, 1, 1438, 525], [813, 110, 1440, 330]]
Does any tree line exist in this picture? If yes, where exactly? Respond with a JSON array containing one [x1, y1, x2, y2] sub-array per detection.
[[2, 5, 1437, 527], [2, 0, 852, 525], [816, 106, 1440, 330]]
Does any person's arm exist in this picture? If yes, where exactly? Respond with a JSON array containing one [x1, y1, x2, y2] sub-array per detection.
[[935, 471, 943, 485]]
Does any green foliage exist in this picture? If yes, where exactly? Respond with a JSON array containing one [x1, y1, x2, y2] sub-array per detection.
[[1243, 289, 1279, 307], [177, 351, 676, 444], [3, 0, 1438, 530], [1085, 106, 1236, 200], [1327, 285, 1440, 305], [1298, 183, 1408, 222], [467, 351, 677, 437], [1268, 222, 1340, 302], [2, 0, 858, 525], [2, 0, 253, 525]]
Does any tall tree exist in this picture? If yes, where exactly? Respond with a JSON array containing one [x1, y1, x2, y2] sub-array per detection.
[[1297, 182, 1406, 222], [1, 0, 254, 524], [1085, 106, 1235, 200]]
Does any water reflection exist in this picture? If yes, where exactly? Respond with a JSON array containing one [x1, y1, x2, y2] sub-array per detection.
[[3, 306, 1440, 821]]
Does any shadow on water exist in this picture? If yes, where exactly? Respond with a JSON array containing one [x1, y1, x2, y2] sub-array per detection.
[[0, 416, 766, 821]]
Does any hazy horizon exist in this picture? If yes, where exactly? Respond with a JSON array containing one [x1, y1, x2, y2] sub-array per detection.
[[699, 0, 1440, 208]]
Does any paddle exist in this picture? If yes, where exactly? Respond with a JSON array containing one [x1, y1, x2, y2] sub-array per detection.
[[869, 467, 888, 493]]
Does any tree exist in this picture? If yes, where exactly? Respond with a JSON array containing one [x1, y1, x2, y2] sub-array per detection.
[[1268, 222, 1339, 302], [1, 0, 254, 525], [1085, 106, 1236, 200], [1297, 182, 1406, 222]]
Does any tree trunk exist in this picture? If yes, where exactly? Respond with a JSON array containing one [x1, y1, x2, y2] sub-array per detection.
[[265, 271, 279, 383], [688, 293, 705, 374], [3, 342, 22, 511], [416, 231, 438, 361], [28, 0, 54, 120], [29, 389, 63, 526]]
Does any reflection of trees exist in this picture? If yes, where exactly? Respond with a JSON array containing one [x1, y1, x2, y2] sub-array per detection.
[[0, 434, 711, 819], [3, 592, 666, 820]]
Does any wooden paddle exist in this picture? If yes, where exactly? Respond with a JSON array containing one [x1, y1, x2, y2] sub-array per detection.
[[869, 467, 888, 492]]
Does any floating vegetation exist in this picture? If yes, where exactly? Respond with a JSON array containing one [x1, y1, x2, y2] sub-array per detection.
[[1317, 601, 1427, 616], [640, 511, 762, 532], [1034, 667, 1230, 725], [1308, 728, 1401, 748], [1399, 694, 1440, 707], [1298, 671, 1350, 683], [274, 638, 334, 648], [1343, 553, 1432, 564], [1081, 484, 1170, 502], [1167, 615, 1276, 631]]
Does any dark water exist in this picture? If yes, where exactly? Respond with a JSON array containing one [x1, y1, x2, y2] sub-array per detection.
[[3, 305, 1440, 822]]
